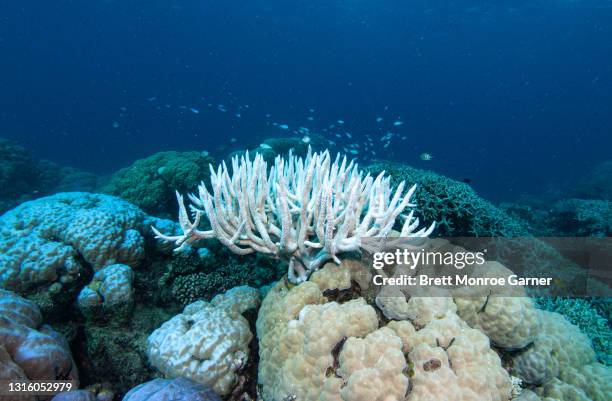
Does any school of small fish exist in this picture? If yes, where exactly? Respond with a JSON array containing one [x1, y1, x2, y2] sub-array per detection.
[[132, 95, 433, 162]]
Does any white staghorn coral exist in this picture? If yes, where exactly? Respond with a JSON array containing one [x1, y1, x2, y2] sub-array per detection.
[[154, 148, 434, 283]]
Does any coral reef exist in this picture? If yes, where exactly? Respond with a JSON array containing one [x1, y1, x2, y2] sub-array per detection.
[[156, 149, 434, 283], [0, 137, 42, 211], [502, 197, 612, 237], [72, 305, 174, 397], [2, 142, 610, 401], [101, 151, 215, 217], [0, 138, 100, 215], [548, 199, 612, 237], [147, 287, 259, 396], [0, 290, 79, 400], [365, 161, 527, 237], [574, 160, 612, 201], [122, 378, 221, 401]]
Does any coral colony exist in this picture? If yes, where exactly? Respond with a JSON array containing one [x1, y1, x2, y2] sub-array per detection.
[[154, 148, 435, 283]]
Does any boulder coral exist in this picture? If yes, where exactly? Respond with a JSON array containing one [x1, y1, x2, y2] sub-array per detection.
[[147, 286, 259, 396], [256, 263, 512, 401], [0, 192, 176, 314]]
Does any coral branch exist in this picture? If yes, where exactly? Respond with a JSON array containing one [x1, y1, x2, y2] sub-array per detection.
[[155, 148, 435, 283]]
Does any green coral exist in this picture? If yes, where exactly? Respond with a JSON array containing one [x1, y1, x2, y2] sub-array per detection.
[[102, 151, 214, 217], [365, 161, 527, 237], [536, 297, 612, 365]]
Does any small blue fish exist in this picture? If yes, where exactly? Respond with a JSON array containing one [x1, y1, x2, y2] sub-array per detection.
[[278, 124, 289, 130], [190, 108, 200, 114], [337, 120, 344, 124], [393, 121, 404, 127]]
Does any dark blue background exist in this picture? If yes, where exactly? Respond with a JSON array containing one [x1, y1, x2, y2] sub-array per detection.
[[1, 1, 611, 201]]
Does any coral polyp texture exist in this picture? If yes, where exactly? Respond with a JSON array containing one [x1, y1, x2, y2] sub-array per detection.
[[155, 148, 434, 283], [147, 286, 259, 396], [101, 150, 215, 217], [0, 192, 175, 298], [77, 263, 135, 322], [256, 264, 512, 401]]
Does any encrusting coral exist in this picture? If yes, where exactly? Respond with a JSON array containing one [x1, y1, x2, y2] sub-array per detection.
[[155, 148, 435, 283]]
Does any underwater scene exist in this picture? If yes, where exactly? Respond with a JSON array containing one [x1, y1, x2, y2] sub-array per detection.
[[0, 1, 611, 401]]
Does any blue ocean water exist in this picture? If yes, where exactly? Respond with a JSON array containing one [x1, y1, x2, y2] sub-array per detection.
[[1, 0, 611, 201]]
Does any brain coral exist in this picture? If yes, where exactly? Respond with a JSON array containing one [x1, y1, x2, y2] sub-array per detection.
[[147, 287, 258, 396], [0, 290, 79, 399], [102, 151, 214, 217], [0, 192, 172, 298], [365, 161, 527, 236]]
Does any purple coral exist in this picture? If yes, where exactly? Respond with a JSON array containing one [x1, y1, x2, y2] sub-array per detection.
[[0, 290, 79, 394]]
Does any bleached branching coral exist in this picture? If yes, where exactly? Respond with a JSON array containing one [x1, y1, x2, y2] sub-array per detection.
[[154, 148, 434, 283]]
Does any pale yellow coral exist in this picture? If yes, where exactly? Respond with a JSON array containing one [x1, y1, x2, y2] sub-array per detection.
[[407, 313, 511, 401], [454, 262, 540, 349]]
